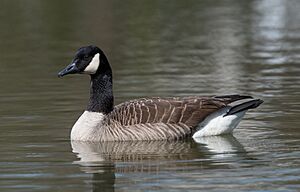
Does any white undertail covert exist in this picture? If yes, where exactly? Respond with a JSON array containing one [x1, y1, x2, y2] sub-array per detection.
[[192, 107, 246, 138]]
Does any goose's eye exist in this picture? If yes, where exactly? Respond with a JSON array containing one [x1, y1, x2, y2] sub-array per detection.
[[83, 55, 89, 59]]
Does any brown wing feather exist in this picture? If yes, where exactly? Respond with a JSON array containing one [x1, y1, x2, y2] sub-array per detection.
[[107, 95, 249, 131]]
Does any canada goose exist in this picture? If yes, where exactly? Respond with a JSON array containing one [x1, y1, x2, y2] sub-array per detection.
[[58, 45, 263, 141]]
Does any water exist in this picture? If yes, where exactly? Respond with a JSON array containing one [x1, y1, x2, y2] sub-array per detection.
[[0, 0, 300, 191]]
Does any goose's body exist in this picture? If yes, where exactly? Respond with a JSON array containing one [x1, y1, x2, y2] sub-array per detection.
[[58, 46, 263, 141]]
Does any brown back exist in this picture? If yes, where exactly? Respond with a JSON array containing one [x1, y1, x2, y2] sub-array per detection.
[[107, 95, 251, 128]]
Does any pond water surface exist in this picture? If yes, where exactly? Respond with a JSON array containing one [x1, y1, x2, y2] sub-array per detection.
[[0, 0, 300, 191]]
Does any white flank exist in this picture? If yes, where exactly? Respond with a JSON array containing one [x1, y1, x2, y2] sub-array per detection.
[[192, 107, 246, 138], [71, 111, 105, 141], [83, 53, 100, 74]]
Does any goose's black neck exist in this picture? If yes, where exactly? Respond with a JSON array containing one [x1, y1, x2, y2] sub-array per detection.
[[87, 53, 114, 114]]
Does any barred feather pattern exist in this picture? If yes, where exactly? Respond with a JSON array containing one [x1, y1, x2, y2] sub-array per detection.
[[94, 95, 251, 141]]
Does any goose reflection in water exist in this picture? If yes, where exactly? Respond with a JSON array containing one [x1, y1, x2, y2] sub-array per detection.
[[71, 135, 247, 191], [194, 135, 246, 159]]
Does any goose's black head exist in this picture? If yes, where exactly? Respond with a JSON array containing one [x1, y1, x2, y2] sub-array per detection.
[[58, 45, 109, 77]]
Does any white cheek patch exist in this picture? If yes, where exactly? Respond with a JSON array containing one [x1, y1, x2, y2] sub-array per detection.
[[84, 53, 100, 74]]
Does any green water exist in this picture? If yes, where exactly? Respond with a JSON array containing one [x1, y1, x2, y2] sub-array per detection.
[[0, 0, 300, 191]]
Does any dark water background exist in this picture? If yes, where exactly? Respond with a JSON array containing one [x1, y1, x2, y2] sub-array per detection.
[[0, 0, 300, 191]]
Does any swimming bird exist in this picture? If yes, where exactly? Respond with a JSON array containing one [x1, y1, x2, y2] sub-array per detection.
[[58, 45, 263, 141]]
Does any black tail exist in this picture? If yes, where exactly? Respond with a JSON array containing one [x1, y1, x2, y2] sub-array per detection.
[[224, 99, 263, 117], [214, 94, 253, 103]]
